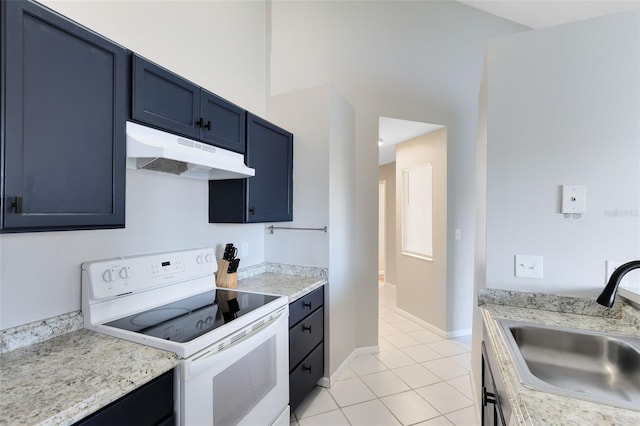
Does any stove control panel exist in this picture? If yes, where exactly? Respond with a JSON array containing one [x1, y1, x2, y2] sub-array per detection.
[[83, 248, 217, 300]]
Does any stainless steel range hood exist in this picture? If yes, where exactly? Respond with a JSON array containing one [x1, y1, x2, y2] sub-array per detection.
[[126, 121, 254, 180]]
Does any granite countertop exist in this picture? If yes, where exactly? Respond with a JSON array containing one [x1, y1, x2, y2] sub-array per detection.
[[236, 271, 326, 302], [0, 264, 325, 425], [0, 329, 177, 426], [480, 290, 640, 425]]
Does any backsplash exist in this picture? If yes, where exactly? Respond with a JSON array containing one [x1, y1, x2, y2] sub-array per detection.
[[478, 288, 623, 318], [0, 311, 83, 354]]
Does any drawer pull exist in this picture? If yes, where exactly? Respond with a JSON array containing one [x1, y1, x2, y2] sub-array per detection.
[[302, 324, 312, 333], [482, 387, 497, 406], [303, 302, 312, 309], [302, 365, 312, 374]]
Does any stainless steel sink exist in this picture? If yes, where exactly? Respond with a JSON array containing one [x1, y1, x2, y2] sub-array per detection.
[[497, 319, 640, 411]]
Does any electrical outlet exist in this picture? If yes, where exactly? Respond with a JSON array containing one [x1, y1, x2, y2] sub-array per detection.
[[515, 255, 544, 279]]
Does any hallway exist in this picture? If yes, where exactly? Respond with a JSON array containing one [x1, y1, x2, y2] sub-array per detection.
[[290, 285, 478, 426]]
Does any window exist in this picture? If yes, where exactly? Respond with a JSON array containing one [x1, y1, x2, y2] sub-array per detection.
[[401, 163, 433, 260]]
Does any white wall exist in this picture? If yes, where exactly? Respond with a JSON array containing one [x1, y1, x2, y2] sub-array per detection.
[[379, 163, 397, 285], [0, 0, 268, 329], [265, 90, 330, 267], [485, 10, 640, 296], [266, 86, 358, 378], [473, 10, 640, 416], [269, 0, 526, 334], [395, 130, 448, 332]]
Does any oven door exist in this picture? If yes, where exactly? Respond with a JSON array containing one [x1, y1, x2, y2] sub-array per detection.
[[178, 307, 289, 426]]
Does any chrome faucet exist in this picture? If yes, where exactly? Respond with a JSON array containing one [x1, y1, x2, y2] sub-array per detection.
[[597, 260, 640, 307]]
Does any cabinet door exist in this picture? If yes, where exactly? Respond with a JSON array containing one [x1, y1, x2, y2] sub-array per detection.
[[245, 113, 293, 222], [2, 0, 127, 232], [201, 90, 246, 153], [132, 54, 201, 139], [74, 370, 174, 426]]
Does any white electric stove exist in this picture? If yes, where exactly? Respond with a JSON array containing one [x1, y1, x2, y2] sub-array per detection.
[[81, 248, 290, 426]]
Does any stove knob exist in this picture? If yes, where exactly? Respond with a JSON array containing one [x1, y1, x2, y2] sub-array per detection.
[[205, 254, 213, 263], [118, 267, 129, 280], [102, 269, 114, 282], [205, 316, 213, 325], [196, 320, 204, 329], [196, 255, 204, 264]]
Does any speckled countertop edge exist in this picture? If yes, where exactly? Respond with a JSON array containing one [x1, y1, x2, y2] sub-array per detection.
[[481, 296, 640, 425], [235, 269, 327, 302], [0, 329, 178, 426]]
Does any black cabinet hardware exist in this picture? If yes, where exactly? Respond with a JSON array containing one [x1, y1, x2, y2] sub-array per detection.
[[196, 118, 212, 131], [10, 197, 23, 214]]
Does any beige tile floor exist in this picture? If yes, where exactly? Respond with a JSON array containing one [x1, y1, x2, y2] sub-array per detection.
[[290, 284, 479, 426]]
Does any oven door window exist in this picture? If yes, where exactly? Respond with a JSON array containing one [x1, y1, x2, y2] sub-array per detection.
[[213, 337, 276, 426]]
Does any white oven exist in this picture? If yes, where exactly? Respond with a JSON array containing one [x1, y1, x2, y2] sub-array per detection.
[[179, 305, 289, 425], [81, 248, 290, 426]]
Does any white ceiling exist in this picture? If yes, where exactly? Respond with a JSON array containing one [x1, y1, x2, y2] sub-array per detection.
[[378, 117, 444, 165], [458, 0, 640, 30], [378, 0, 640, 165]]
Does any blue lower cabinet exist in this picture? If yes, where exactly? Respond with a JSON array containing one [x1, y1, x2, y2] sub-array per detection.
[[74, 370, 175, 426]]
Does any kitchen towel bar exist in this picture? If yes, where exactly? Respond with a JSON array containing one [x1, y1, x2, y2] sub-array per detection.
[[268, 225, 327, 234]]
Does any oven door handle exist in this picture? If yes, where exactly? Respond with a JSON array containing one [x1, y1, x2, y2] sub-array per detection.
[[182, 307, 287, 380]]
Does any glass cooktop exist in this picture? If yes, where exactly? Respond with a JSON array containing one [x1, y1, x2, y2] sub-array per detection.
[[105, 288, 280, 343]]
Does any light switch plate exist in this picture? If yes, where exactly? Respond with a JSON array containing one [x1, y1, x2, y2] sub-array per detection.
[[515, 255, 544, 279]]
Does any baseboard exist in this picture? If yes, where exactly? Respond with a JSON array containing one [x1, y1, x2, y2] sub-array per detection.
[[395, 306, 471, 338], [327, 345, 379, 387]]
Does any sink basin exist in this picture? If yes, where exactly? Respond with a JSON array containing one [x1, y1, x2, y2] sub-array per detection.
[[497, 319, 640, 411]]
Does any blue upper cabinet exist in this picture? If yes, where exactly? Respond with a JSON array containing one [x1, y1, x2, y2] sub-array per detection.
[[201, 90, 246, 153], [245, 113, 293, 222], [208, 113, 293, 223], [132, 55, 246, 154], [132, 55, 201, 140], [1, 0, 128, 233]]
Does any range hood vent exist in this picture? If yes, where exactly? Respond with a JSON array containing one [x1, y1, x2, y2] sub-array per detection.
[[126, 121, 254, 180]]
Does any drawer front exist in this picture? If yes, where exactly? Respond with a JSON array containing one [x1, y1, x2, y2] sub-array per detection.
[[289, 342, 324, 411], [289, 307, 324, 370], [289, 287, 324, 327]]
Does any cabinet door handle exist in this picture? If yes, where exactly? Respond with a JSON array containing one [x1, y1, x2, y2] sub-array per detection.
[[303, 302, 312, 309], [482, 387, 497, 406], [249, 207, 256, 215], [10, 196, 23, 213], [302, 324, 312, 333], [302, 365, 312, 374], [197, 118, 212, 130]]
